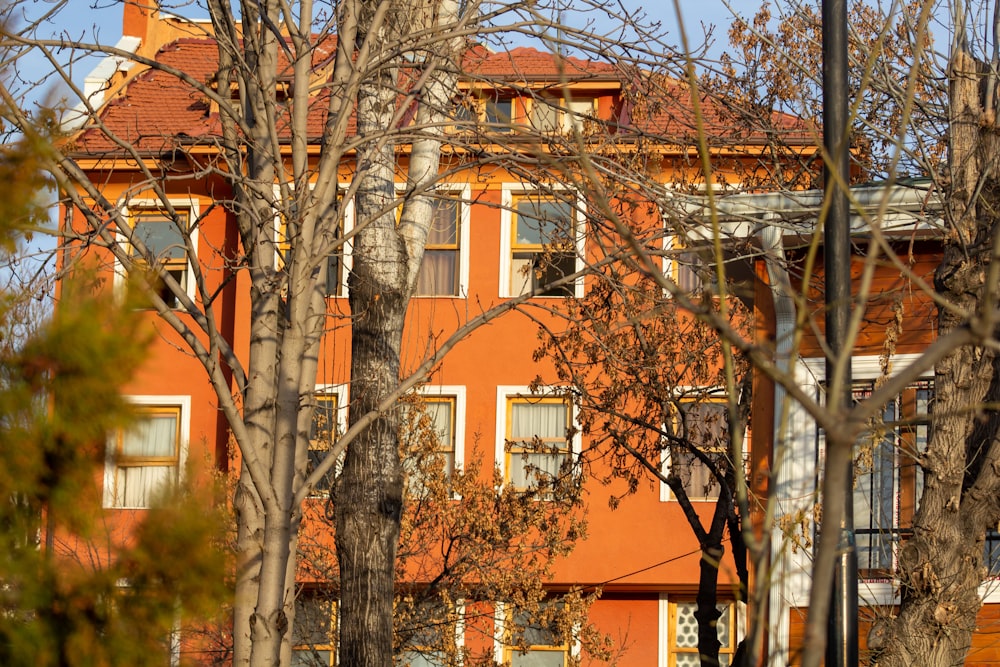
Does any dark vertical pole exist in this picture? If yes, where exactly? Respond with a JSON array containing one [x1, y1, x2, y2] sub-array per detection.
[[822, 1, 858, 667]]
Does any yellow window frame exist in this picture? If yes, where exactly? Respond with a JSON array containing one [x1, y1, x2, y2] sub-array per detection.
[[113, 405, 182, 468], [307, 392, 340, 497], [128, 209, 190, 304], [414, 193, 462, 296], [670, 397, 730, 501], [292, 594, 337, 666], [528, 95, 597, 133], [505, 395, 571, 490], [667, 601, 736, 667], [502, 606, 570, 666], [276, 192, 345, 297]]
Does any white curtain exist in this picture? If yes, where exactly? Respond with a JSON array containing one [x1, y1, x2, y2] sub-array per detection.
[[416, 250, 458, 295], [509, 402, 566, 489], [115, 412, 178, 508]]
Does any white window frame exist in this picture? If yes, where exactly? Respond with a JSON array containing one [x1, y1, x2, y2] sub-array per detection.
[[411, 184, 471, 298], [307, 383, 349, 498], [115, 197, 200, 305], [660, 389, 748, 503], [103, 395, 191, 509], [499, 184, 586, 299], [495, 385, 582, 492]]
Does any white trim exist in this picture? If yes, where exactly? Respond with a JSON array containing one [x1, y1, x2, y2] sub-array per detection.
[[494, 385, 583, 491], [499, 183, 586, 299], [103, 395, 192, 509], [115, 197, 201, 306], [770, 354, 931, 665], [657, 594, 670, 667]]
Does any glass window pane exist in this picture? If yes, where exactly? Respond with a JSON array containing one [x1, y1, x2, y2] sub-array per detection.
[[674, 654, 701, 667], [510, 651, 565, 667], [118, 465, 173, 507], [485, 99, 512, 125], [429, 200, 458, 245], [397, 651, 447, 667], [511, 402, 566, 441], [291, 649, 332, 667], [416, 250, 458, 296], [121, 413, 178, 458], [132, 213, 187, 260], [530, 100, 560, 133], [515, 200, 572, 246]]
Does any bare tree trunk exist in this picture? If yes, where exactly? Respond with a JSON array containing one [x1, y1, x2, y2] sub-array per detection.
[[870, 47, 1000, 667]]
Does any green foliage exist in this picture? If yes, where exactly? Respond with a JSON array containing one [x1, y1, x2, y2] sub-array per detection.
[[0, 133, 227, 666]]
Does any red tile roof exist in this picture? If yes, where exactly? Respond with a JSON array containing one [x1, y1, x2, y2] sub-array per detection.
[[71, 37, 814, 156]]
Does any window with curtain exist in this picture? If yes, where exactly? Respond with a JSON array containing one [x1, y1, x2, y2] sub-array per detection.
[[505, 397, 571, 491], [852, 379, 932, 576], [402, 395, 457, 497], [308, 392, 341, 497], [510, 195, 576, 297], [107, 406, 181, 508], [292, 592, 337, 667], [667, 400, 729, 501], [415, 195, 461, 296], [666, 601, 736, 667], [129, 209, 189, 308]]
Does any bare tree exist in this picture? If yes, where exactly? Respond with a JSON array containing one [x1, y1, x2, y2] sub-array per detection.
[[0, 1, 689, 666]]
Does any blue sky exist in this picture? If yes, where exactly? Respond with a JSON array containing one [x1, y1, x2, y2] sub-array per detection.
[[23, 0, 740, 91]]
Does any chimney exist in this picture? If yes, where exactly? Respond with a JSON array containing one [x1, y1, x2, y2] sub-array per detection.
[[122, 1, 158, 41]]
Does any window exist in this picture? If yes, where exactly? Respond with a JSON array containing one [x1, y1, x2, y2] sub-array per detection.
[[308, 386, 347, 497], [665, 236, 715, 296], [503, 189, 581, 298], [415, 193, 464, 297], [104, 399, 188, 509], [395, 603, 463, 667], [292, 592, 337, 667], [663, 399, 730, 502], [528, 96, 595, 134], [503, 395, 574, 492], [127, 208, 192, 308], [852, 379, 932, 576], [402, 395, 456, 496], [275, 189, 351, 297], [986, 528, 1000, 577], [484, 97, 514, 126], [501, 606, 570, 667], [664, 600, 737, 667], [396, 651, 447, 667]]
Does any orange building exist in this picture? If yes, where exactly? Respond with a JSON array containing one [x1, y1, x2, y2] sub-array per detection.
[[60, 4, 1000, 667]]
